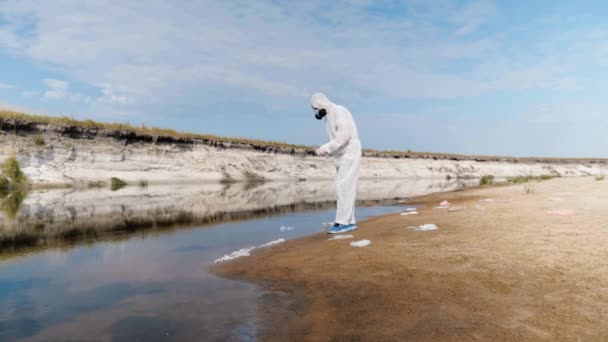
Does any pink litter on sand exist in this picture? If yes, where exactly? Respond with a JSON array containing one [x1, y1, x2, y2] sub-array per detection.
[[547, 210, 573, 216], [440, 200, 450, 206], [550, 197, 564, 202]]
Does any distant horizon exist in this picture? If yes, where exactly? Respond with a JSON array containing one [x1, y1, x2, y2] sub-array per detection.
[[2, 1, 608, 157]]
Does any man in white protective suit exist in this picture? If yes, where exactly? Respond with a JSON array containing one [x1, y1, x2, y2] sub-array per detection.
[[311, 92, 362, 234]]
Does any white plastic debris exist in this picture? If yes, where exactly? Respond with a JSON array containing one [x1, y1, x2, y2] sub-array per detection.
[[351, 239, 371, 247], [408, 224, 438, 231], [214, 239, 286, 263], [328, 234, 354, 240], [280, 226, 295, 232], [546, 210, 573, 216], [416, 224, 438, 231]]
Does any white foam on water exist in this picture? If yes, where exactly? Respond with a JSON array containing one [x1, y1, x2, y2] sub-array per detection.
[[406, 207, 418, 211], [214, 239, 286, 263], [259, 239, 286, 247], [214, 247, 255, 263], [351, 239, 371, 247], [322, 222, 334, 228], [328, 234, 354, 240], [400, 211, 419, 216], [280, 226, 295, 232]]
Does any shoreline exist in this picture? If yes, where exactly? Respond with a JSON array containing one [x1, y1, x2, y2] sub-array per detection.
[[214, 176, 608, 340]]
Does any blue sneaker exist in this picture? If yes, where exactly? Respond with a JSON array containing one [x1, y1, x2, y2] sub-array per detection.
[[327, 223, 358, 234]]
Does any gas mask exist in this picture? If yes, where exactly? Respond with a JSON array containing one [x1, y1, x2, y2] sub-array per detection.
[[314, 108, 327, 120]]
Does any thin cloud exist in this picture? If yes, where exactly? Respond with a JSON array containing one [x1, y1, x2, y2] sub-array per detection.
[[43, 78, 69, 99], [0, 0, 571, 107], [0, 82, 15, 89], [451, 0, 496, 36]]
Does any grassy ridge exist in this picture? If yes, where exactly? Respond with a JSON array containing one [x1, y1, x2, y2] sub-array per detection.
[[3, 109, 608, 162], [0, 109, 309, 150]]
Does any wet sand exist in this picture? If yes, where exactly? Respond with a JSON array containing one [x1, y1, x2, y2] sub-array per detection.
[[215, 177, 608, 341]]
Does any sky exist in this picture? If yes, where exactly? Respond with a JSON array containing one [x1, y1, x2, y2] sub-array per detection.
[[1, 0, 608, 157]]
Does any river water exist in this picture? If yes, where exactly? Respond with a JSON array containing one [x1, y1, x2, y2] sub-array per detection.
[[0, 178, 474, 341]]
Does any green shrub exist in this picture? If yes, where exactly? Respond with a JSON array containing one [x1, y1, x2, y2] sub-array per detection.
[[33, 135, 45, 146], [446, 175, 452, 181], [0, 156, 28, 188], [0, 176, 8, 190], [139, 179, 148, 188], [110, 177, 127, 191], [479, 175, 494, 186], [596, 174, 605, 181]]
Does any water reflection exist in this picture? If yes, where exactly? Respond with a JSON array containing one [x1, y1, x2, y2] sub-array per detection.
[[0, 179, 473, 252], [0, 178, 476, 252], [0, 178, 475, 341], [0, 204, 407, 341], [0, 188, 27, 220]]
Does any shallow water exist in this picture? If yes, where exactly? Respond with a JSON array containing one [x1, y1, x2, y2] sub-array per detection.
[[0, 178, 476, 341]]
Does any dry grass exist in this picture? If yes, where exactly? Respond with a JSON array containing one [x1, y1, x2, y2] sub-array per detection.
[[3, 109, 608, 163], [524, 183, 536, 194], [479, 175, 495, 186], [0, 109, 309, 150], [508, 175, 559, 184]]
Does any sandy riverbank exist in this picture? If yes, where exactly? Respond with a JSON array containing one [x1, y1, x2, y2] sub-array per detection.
[[215, 177, 608, 341]]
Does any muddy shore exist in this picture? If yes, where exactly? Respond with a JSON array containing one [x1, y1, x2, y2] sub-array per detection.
[[215, 177, 608, 341]]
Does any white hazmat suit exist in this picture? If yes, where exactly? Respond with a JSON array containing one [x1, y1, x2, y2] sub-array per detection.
[[311, 93, 362, 226]]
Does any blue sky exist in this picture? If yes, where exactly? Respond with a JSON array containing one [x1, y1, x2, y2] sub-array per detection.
[[1, 0, 608, 157]]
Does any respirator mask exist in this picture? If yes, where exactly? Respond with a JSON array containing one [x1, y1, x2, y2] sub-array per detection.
[[314, 108, 327, 120]]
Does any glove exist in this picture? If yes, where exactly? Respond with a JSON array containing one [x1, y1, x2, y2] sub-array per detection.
[[316, 145, 330, 156]]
